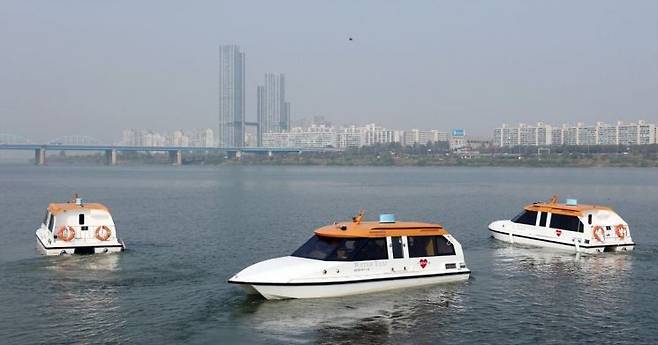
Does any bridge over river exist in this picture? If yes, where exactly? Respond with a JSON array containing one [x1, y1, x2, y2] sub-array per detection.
[[0, 134, 340, 165]]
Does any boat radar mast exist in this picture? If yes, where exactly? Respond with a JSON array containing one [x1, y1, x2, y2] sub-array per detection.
[[352, 209, 365, 224]]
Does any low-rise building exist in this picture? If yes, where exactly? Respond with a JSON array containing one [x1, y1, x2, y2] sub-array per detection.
[[263, 125, 337, 148], [120, 128, 215, 147], [403, 129, 449, 146], [449, 129, 467, 150]]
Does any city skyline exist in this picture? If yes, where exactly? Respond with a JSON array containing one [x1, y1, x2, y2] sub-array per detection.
[[2, 1, 658, 142]]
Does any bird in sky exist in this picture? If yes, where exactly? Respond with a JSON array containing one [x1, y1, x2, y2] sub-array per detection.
[[348, 37, 353, 41]]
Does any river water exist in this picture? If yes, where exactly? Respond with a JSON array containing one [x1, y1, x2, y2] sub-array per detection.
[[1, 164, 657, 344]]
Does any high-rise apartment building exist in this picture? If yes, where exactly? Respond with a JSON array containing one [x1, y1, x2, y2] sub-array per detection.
[[362, 123, 395, 146], [218, 45, 245, 147], [494, 121, 656, 147], [282, 102, 291, 131], [257, 73, 291, 146], [494, 123, 549, 147]]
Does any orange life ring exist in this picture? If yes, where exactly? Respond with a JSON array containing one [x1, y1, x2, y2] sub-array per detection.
[[592, 225, 605, 242], [615, 224, 627, 240], [95, 225, 112, 241], [57, 226, 76, 241]]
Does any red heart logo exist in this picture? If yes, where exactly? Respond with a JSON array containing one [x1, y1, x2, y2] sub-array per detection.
[[419, 259, 428, 268], [555, 229, 562, 237]]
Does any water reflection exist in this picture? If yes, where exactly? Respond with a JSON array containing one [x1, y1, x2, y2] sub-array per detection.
[[231, 283, 467, 344], [45, 253, 121, 273], [42, 255, 123, 342], [490, 243, 635, 338], [491, 243, 633, 279]]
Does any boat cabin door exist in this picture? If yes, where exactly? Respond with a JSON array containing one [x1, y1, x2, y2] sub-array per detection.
[[387, 236, 408, 272], [390, 236, 404, 259]]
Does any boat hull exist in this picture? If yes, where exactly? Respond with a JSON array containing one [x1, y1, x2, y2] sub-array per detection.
[[489, 227, 634, 254], [231, 271, 470, 300]]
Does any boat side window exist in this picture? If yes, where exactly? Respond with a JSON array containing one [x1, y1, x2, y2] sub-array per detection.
[[408, 236, 436, 257], [391, 236, 404, 259], [539, 212, 548, 227], [79, 214, 85, 225], [43, 211, 50, 226], [292, 236, 370, 261], [352, 238, 388, 261], [408, 236, 454, 257], [48, 214, 55, 231], [588, 214, 592, 225], [549, 214, 584, 233], [511, 210, 538, 226], [292, 236, 391, 261], [436, 236, 456, 256]]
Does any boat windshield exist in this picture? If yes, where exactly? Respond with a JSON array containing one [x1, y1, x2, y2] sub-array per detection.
[[291, 235, 388, 261], [511, 210, 538, 225]]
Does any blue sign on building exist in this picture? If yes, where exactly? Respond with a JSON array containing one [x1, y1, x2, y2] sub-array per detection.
[[452, 129, 465, 137]]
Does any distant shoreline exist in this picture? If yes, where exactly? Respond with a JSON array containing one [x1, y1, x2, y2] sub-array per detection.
[[7, 152, 658, 168]]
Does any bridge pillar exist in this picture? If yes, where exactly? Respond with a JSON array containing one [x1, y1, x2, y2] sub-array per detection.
[[105, 149, 117, 165], [34, 148, 46, 165], [169, 150, 182, 165]]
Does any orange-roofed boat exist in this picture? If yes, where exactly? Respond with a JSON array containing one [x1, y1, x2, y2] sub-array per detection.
[[488, 195, 635, 254], [35, 194, 126, 255], [228, 211, 470, 299]]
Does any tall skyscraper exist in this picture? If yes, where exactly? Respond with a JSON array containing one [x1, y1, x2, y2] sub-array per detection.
[[256, 73, 290, 146], [218, 45, 245, 147], [282, 102, 291, 131]]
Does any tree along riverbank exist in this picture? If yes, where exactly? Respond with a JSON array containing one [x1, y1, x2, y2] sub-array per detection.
[[34, 149, 658, 167]]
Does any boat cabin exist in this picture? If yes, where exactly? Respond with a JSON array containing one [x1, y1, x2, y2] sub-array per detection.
[[293, 214, 458, 262], [36, 195, 124, 255], [511, 200, 620, 238], [43, 202, 116, 242]]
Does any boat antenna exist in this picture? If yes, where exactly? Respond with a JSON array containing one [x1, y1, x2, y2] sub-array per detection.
[[72, 193, 79, 203], [352, 209, 365, 224], [549, 194, 558, 204]]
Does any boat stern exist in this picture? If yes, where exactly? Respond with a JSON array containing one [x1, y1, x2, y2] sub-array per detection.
[[36, 230, 125, 256]]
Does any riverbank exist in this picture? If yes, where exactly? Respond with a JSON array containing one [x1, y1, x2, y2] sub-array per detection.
[[21, 151, 658, 167]]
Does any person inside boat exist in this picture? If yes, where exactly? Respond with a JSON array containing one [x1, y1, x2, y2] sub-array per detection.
[[293, 236, 388, 261]]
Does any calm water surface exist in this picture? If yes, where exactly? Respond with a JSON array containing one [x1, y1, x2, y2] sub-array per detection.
[[1, 165, 657, 344]]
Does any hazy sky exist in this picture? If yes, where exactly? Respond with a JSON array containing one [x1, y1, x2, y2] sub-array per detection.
[[1, 0, 657, 142]]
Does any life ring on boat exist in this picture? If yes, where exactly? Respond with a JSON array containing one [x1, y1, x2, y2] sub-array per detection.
[[592, 225, 605, 242], [615, 224, 627, 240], [95, 225, 112, 241], [57, 226, 76, 241]]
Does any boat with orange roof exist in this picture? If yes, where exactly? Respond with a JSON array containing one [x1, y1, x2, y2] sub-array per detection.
[[35, 194, 126, 255], [488, 195, 634, 254], [228, 211, 470, 299]]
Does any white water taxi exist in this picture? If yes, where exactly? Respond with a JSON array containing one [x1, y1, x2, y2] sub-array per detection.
[[35, 195, 125, 255], [229, 211, 470, 299], [488, 195, 635, 254]]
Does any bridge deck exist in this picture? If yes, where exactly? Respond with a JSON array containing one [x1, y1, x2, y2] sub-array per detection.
[[0, 144, 340, 153]]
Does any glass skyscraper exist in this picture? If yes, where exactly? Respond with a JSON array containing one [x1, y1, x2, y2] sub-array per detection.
[[218, 45, 245, 147]]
